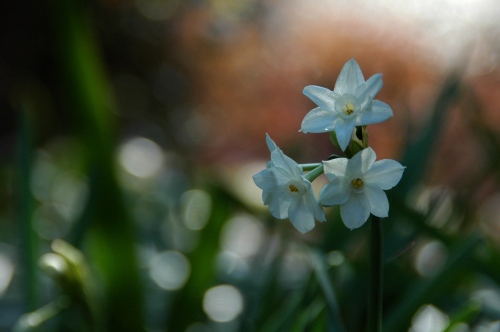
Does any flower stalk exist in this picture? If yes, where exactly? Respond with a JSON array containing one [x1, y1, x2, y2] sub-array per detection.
[[300, 163, 323, 171], [252, 59, 404, 330], [304, 164, 324, 182], [368, 215, 383, 332]]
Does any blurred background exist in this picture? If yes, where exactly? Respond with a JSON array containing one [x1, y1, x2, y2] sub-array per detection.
[[2, 0, 500, 331]]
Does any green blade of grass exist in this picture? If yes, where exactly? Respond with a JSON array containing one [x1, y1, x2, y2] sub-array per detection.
[[164, 186, 236, 331], [291, 297, 326, 332], [52, 0, 143, 330], [16, 106, 38, 311], [442, 301, 481, 332], [309, 250, 347, 332], [259, 287, 306, 332], [384, 232, 482, 332]]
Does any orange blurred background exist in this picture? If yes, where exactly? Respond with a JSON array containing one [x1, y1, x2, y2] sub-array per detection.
[[3, 0, 500, 216]]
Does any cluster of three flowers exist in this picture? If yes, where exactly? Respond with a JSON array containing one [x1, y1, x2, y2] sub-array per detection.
[[253, 59, 405, 233]]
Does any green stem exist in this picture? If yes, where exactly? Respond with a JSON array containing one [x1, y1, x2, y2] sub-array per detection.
[[304, 164, 324, 182], [300, 163, 322, 171], [368, 215, 383, 332]]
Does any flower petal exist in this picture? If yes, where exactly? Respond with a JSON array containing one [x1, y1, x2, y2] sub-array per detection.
[[270, 149, 303, 178], [340, 193, 371, 230], [323, 158, 349, 180], [344, 147, 376, 178], [303, 85, 338, 110], [364, 159, 405, 190], [364, 186, 389, 218], [300, 107, 339, 133], [265, 133, 278, 153], [355, 73, 383, 107], [334, 118, 356, 151], [288, 196, 316, 233], [359, 147, 377, 174], [262, 190, 272, 205], [357, 100, 393, 126], [267, 191, 291, 219], [270, 167, 296, 186], [319, 178, 350, 206], [305, 191, 326, 222], [334, 59, 365, 95], [253, 169, 279, 191]]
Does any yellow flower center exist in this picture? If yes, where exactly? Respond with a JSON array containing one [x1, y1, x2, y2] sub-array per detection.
[[289, 184, 300, 193], [351, 178, 364, 188], [336, 94, 360, 119], [344, 102, 354, 115]]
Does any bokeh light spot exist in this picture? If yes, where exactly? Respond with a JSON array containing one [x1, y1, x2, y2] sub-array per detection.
[[220, 213, 263, 259], [51, 172, 88, 222], [216, 251, 249, 280], [30, 152, 58, 203], [149, 250, 190, 291], [415, 241, 447, 277], [0, 250, 14, 297], [118, 137, 164, 178], [203, 285, 243, 322], [38, 253, 68, 279], [182, 190, 212, 231], [473, 289, 500, 317], [225, 162, 269, 209], [326, 251, 345, 266], [410, 304, 448, 332]]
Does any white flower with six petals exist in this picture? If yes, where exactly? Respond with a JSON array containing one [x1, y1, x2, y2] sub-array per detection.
[[319, 147, 405, 230], [300, 59, 393, 151], [253, 134, 326, 233]]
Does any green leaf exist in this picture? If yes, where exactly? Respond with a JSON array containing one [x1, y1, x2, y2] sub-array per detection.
[[384, 232, 482, 332], [291, 297, 326, 332], [164, 186, 236, 331], [53, 0, 144, 330], [309, 250, 347, 332], [442, 301, 481, 332], [16, 105, 38, 311], [259, 288, 305, 332]]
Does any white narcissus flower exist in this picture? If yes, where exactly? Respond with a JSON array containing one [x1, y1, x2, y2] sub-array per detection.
[[253, 134, 326, 233], [300, 59, 393, 151], [319, 147, 405, 230]]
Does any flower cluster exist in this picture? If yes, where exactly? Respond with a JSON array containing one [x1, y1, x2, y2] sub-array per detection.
[[253, 59, 405, 233]]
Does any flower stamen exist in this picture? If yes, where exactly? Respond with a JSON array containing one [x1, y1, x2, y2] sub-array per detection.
[[351, 178, 364, 188], [344, 103, 354, 115], [289, 184, 300, 193]]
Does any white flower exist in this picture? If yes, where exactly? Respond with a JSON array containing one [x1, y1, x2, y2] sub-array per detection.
[[300, 59, 393, 151], [319, 147, 404, 230], [253, 134, 326, 233]]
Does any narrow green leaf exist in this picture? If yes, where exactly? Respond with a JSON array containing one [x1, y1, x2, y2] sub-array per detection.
[[52, 0, 144, 330], [16, 107, 38, 311], [291, 297, 326, 332], [384, 232, 482, 332], [309, 250, 347, 332], [165, 187, 235, 331], [259, 289, 305, 332], [443, 301, 481, 332]]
